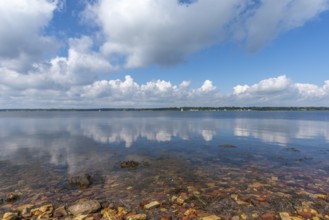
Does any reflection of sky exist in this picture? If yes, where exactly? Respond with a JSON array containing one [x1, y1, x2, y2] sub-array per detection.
[[233, 119, 329, 146], [0, 112, 328, 174]]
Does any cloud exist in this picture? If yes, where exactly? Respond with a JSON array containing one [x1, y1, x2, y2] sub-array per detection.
[[232, 75, 329, 106], [0, 36, 113, 91], [84, 0, 247, 68], [1, 73, 329, 108], [295, 81, 329, 98], [199, 80, 216, 93], [57, 36, 114, 85], [233, 75, 291, 95], [0, 0, 59, 71], [0, 0, 329, 108], [84, 0, 329, 67], [80, 75, 220, 106], [2, 112, 328, 174], [243, 0, 329, 51]]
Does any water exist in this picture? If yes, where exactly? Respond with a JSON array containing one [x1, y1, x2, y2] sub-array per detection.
[[0, 111, 329, 217]]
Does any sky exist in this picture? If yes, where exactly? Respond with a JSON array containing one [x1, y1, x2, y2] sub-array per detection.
[[1, 0, 329, 108]]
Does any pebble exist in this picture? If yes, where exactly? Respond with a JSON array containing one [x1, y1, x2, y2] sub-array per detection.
[[202, 215, 221, 220], [72, 214, 89, 220], [68, 199, 101, 216], [126, 213, 147, 220], [2, 212, 18, 220], [5, 193, 19, 203], [17, 204, 33, 212], [314, 194, 326, 200], [39, 204, 53, 213], [262, 213, 276, 220], [143, 201, 160, 209], [68, 174, 92, 189], [298, 211, 312, 219], [279, 212, 291, 220], [54, 206, 68, 217]]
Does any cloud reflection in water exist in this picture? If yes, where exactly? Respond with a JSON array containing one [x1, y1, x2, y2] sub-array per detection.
[[0, 112, 328, 174]]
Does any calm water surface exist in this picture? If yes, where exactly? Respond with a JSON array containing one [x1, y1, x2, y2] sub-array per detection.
[[0, 111, 329, 214]]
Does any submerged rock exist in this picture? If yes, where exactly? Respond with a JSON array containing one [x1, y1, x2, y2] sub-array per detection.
[[30, 204, 54, 219], [126, 213, 147, 220], [202, 215, 221, 220], [68, 199, 101, 216], [69, 174, 92, 189], [279, 212, 291, 220], [222, 144, 238, 149], [17, 204, 33, 218], [54, 206, 68, 218], [5, 193, 20, 203], [120, 160, 140, 169], [2, 212, 18, 220], [284, 147, 300, 153], [143, 201, 160, 209]]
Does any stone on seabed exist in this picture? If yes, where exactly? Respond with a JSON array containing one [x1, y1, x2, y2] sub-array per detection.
[[5, 193, 20, 203], [69, 174, 92, 189], [39, 204, 53, 213], [202, 215, 221, 220], [126, 213, 147, 220], [279, 212, 291, 220], [54, 206, 68, 217], [68, 199, 101, 216], [262, 213, 276, 220], [144, 201, 160, 209], [2, 212, 18, 220]]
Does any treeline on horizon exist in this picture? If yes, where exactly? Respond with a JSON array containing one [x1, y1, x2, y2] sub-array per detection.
[[1, 107, 329, 111]]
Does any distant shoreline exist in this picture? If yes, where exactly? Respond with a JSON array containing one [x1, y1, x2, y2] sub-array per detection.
[[1, 107, 329, 111]]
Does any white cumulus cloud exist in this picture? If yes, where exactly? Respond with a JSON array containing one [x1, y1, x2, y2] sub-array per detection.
[[232, 75, 329, 106], [0, 0, 59, 71], [84, 0, 329, 67], [0, 0, 329, 108], [233, 75, 291, 95], [0, 73, 329, 108], [79, 76, 220, 107]]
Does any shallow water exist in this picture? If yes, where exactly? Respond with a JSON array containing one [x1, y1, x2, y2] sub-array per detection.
[[0, 111, 329, 217]]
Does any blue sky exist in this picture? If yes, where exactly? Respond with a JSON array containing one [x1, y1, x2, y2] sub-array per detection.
[[1, 0, 329, 108]]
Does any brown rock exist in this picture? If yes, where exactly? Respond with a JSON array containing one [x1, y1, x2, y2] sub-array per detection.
[[262, 213, 276, 220], [100, 201, 110, 208], [54, 206, 68, 217], [2, 212, 18, 220], [120, 160, 139, 169], [161, 216, 172, 220], [93, 213, 103, 220], [5, 193, 19, 203], [258, 197, 267, 202], [298, 211, 312, 219], [68, 199, 101, 216], [69, 174, 92, 189]]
